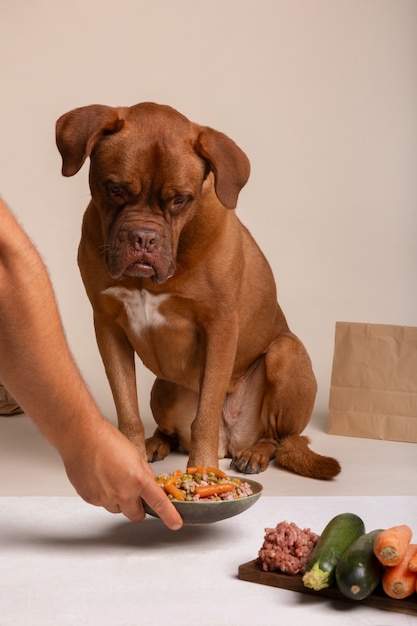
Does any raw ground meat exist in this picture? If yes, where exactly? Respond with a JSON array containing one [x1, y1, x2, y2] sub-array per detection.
[[257, 521, 319, 575]]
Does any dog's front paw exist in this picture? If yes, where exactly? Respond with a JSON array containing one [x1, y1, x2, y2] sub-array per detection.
[[230, 439, 278, 473], [230, 449, 270, 474]]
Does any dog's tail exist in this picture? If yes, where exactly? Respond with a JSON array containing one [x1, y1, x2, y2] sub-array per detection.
[[275, 434, 341, 480]]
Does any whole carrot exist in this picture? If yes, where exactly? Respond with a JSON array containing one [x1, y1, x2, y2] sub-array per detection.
[[382, 544, 417, 599], [373, 525, 412, 567], [408, 552, 417, 572]]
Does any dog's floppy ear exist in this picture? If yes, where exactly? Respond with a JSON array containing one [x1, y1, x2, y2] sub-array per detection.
[[195, 127, 250, 209], [56, 105, 124, 176]]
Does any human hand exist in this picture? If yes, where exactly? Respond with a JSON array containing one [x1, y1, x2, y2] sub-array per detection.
[[62, 420, 183, 530]]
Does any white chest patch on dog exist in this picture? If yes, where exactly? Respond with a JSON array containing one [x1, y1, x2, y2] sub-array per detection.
[[102, 286, 169, 337]]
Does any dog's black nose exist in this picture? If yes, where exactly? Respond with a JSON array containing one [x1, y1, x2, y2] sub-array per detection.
[[130, 228, 161, 252]]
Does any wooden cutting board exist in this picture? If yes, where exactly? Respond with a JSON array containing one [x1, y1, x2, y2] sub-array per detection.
[[238, 560, 417, 616]]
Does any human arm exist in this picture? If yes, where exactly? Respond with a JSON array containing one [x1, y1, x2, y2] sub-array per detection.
[[0, 197, 182, 529]]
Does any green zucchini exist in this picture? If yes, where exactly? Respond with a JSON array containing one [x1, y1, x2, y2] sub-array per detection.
[[336, 529, 384, 601], [302, 513, 365, 591]]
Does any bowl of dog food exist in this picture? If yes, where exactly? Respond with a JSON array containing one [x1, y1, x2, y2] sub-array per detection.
[[142, 466, 263, 524]]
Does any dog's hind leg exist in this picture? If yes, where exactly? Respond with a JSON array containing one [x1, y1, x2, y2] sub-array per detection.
[[230, 331, 340, 478], [262, 332, 341, 479]]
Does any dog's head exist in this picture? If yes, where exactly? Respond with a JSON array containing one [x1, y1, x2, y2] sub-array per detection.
[[56, 103, 250, 283]]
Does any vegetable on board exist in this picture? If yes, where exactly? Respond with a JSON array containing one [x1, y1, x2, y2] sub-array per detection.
[[373, 525, 413, 567], [302, 513, 365, 591]]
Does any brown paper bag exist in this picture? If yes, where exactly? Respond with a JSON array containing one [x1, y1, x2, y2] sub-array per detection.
[[0, 382, 23, 416], [327, 322, 417, 443]]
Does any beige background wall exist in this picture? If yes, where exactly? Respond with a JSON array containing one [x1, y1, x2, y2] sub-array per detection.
[[1, 0, 416, 433]]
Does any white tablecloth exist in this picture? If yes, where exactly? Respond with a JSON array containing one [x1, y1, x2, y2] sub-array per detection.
[[0, 496, 416, 626]]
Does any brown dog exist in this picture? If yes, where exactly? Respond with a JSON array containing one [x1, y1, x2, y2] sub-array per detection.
[[56, 102, 340, 479]]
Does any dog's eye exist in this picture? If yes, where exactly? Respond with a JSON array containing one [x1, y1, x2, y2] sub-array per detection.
[[169, 195, 190, 213], [107, 183, 127, 204]]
